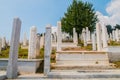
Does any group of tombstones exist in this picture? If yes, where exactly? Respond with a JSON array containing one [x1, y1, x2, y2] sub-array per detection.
[[2, 16, 120, 79]]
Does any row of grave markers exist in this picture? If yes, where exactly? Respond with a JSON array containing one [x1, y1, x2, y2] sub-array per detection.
[[2, 17, 120, 78]]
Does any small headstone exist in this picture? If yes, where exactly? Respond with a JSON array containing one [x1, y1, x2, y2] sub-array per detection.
[[73, 28, 78, 44], [2, 37, 6, 49]]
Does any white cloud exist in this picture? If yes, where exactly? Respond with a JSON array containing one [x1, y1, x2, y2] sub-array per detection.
[[97, 0, 120, 26]]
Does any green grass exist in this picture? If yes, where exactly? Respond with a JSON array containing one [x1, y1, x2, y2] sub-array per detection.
[[109, 40, 120, 46], [113, 61, 120, 68]]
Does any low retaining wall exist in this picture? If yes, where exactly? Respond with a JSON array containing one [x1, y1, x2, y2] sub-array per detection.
[[0, 59, 43, 73], [56, 51, 109, 66], [103, 46, 120, 62]]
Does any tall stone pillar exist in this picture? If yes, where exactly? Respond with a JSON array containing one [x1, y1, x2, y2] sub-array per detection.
[[73, 28, 78, 44], [28, 26, 37, 59], [57, 21, 62, 51], [101, 23, 108, 48], [92, 32, 96, 51], [44, 24, 52, 75], [40, 33, 44, 49], [23, 32, 27, 46], [116, 29, 119, 42], [96, 23, 102, 51], [36, 33, 41, 57], [7, 17, 21, 79], [82, 28, 87, 46], [2, 37, 6, 49]]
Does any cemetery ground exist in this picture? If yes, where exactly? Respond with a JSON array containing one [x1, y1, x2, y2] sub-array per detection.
[[1, 40, 120, 72]]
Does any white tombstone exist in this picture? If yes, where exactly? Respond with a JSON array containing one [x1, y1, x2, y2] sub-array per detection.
[[112, 30, 115, 41], [36, 33, 41, 57], [2, 37, 6, 49], [57, 21, 62, 51], [0, 38, 2, 53], [92, 32, 96, 51], [73, 28, 78, 44], [96, 23, 102, 51], [82, 28, 87, 46], [86, 27, 90, 42], [23, 32, 27, 46], [7, 17, 21, 79], [28, 26, 37, 59], [115, 29, 119, 42], [44, 24, 52, 75], [101, 23, 108, 48], [40, 33, 44, 49]]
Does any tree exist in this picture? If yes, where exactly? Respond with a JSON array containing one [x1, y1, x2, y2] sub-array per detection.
[[115, 24, 120, 30], [106, 25, 112, 35], [61, 0, 97, 39]]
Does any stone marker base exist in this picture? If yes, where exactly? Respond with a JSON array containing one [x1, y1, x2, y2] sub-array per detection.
[[56, 51, 110, 67], [0, 59, 43, 74]]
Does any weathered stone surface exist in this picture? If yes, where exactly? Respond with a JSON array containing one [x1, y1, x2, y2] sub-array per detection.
[[92, 32, 96, 51], [40, 33, 44, 49], [101, 23, 108, 48], [36, 33, 40, 57], [57, 21, 62, 51], [28, 26, 37, 59], [73, 28, 78, 44], [82, 28, 87, 46], [7, 17, 21, 79], [23, 32, 27, 46], [2, 37, 6, 49], [96, 23, 102, 51], [44, 24, 52, 75]]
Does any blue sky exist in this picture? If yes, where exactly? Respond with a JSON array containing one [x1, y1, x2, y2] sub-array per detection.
[[0, 0, 115, 40]]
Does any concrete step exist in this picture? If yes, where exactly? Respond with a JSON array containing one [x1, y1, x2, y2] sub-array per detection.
[[47, 70, 120, 79]]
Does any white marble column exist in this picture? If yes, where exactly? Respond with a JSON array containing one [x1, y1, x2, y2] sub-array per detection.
[[115, 29, 119, 42], [82, 28, 87, 46], [28, 26, 37, 59], [7, 17, 21, 79], [92, 32, 96, 51], [44, 24, 52, 75], [36, 33, 41, 57], [2, 37, 6, 49], [101, 23, 108, 48], [40, 33, 45, 49], [96, 23, 102, 51], [23, 32, 27, 46], [73, 28, 78, 44], [57, 21, 62, 51], [112, 30, 115, 41]]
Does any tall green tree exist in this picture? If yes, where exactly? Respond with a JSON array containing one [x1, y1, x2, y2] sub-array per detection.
[[115, 24, 120, 30], [61, 0, 97, 38], [106, 25, 112, 35]]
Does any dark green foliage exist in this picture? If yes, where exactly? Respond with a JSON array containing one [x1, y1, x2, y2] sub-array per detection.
[[106, 25, 112, 35], [115, 24, 120, 30], [61, 0, 97, 38]]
